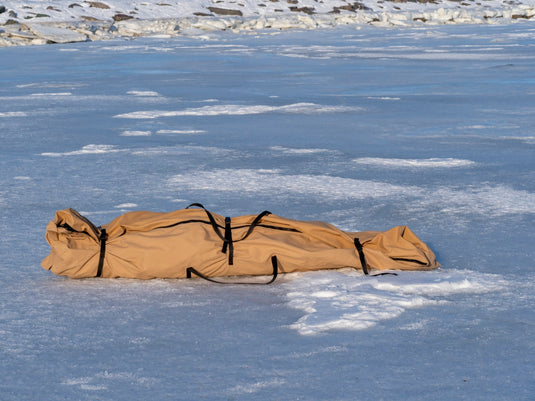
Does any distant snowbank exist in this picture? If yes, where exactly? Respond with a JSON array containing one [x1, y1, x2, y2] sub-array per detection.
[[1, 0, 535, 46]]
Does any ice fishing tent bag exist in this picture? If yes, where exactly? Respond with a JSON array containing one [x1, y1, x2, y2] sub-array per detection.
[[42, 204, 439, 281]]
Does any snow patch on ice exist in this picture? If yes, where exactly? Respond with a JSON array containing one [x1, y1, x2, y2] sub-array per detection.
[[167, 169, 416, 199], [271, 146, 335, 155], [62, 370, 159, 391], [353, 157, 476, 168], [284, 269, 508, 335], [426, 185, 535, 216], [80, 384, 107, 391], [367, 96, 401, 100], [228, 378, 286, 395], [131, 145, 229, 156], [120, 130, 152, 136], [114, 103, 362, 119], [41, 144, 124, 156], [168, 168, 535, 216], [0, 111, 27, 117], [30, 92, 72, 97], [114, 203, 138, 209], [498, 135, 535, 144], [156, 129, 206, 135], [127, 90, 160, 97]]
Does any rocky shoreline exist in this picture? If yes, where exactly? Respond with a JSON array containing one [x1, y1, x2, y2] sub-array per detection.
[[1, 1, 534, 46]]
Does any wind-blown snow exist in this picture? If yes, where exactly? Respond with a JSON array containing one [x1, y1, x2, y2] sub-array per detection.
[[168, 169, 418, 199], [41, 144, 124, 156], [114, 102, 362, 119], [353, 157, 476, 168], [285, 269, 507, 335], [0, 111, 27, 117], [167, 169, 535, 217]]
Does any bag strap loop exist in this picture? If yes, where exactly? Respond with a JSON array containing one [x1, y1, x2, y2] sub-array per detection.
[[186, 255, 279, 285]]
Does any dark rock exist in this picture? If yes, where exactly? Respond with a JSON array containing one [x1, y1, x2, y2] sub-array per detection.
[[4, 19, 18, 25], [289, 6, 315, 14], [332, 2, 372, 12], [113, 13, 134, 21], [512, 14, 532, 19], [193, 12, 213, 16], [69, 3, 82, 8], [86, 1, 110, 9], [0, 6, 7, 14], [81, 15, 100, 21], [206, 7, 243, 16]]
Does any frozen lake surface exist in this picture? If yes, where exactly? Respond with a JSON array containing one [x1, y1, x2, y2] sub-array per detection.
[[1, 23, 534, 400]]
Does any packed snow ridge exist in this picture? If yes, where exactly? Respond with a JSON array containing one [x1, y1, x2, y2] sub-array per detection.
[[1, 0, 534, 46]]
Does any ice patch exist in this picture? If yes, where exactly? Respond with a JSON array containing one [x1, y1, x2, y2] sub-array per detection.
[[283, 269, 508, 335], [120, 130, 152, 136], [353, 157, 476, 168], [41, 144, 123, 157], [114, 103, 362, 119]]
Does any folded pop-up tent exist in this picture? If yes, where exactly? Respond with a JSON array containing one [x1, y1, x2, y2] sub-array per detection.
[[42, 204, 439, 282]]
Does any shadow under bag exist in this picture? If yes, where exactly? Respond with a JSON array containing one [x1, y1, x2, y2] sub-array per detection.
[[42, 204, 440, 282]]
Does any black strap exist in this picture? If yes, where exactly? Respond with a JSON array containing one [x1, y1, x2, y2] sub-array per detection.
[[237, 210, 272, 242], [187, 203, 271, 266], [354, 237, 397, 277], [186, 203, 226, 241], [222, 217, 234, 265], [186, 255, 279, 285], [96, 228, 107, 277], [354, 238, 369, 275]]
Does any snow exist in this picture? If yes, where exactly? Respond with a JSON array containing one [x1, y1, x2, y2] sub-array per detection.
[[113, 102, 362, 118], [1, 0, 535, 46], [1, 14, 535, 401], [353, 157, 477, 168]]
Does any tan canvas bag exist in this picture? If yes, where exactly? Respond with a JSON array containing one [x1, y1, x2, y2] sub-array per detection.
[[42, 204, 439, 281]]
